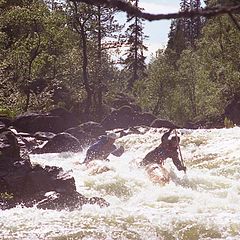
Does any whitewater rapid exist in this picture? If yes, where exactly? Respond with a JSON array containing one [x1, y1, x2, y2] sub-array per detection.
[[1, 127, 240, 240]]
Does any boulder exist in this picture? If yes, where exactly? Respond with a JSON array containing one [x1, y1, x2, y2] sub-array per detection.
[[48, 107, 79, 129], [26, 165, 76, 194], [101, 106, 135, 130], [0, 116, 12, 128], [1, 163, 110, 210], [224, 97, 240, 125], [111, 99, 142, 112], [78, 121, 106, 139], [102, 106, 157, 130], [134, 112, 157, 126], [65, 127, 94, 147], [150, 119, 179, 129], [35, 192, 109, 210], [0, 130, 20, 161], [34, 131, 56, 141], [34, 133, 82, 153], [13, 113, 63, 133], [13, 109, 79, 134], [1, 159, 32, 196]]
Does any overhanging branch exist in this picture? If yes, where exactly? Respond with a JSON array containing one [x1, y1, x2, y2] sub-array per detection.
[[71, 0, 240, 21]]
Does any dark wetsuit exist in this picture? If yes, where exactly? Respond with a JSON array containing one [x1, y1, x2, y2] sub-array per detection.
[[140, 129, 185, 171], [83, 136, 124, 164]]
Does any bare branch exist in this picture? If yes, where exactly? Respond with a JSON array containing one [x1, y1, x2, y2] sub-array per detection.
[[71, 0, 240, 21], [228, 13, 240, 31]]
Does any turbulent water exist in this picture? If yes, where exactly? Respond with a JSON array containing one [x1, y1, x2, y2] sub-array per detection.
[[1, 127, 240, 240]]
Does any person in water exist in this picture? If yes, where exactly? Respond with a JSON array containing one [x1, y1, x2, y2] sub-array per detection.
[[83, 132, 124, 164], [139, 128, 186, 172]]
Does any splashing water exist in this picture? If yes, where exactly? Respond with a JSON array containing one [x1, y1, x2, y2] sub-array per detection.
[[1, 127, 240, 240]]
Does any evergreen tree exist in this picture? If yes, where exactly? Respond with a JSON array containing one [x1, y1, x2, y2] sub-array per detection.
[[123, 0, 148, 91], [167, 0, 203, 58]]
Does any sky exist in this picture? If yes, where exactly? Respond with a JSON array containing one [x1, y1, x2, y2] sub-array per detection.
[[138, 0, 181, 59], [115, 0, 181, 61]]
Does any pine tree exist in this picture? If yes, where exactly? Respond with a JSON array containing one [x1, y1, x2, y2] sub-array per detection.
[[123, 0, 148, 91], [167, 0, 203, 56]]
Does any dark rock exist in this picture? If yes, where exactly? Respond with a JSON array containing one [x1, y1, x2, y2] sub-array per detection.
[[65, 127, 94, 147], [193, 115, 224, 129], [78, 121, 106, 139], [13, 110, 79, 134], [48, 107, 79, 129], [0, 130, 20, 161], [2, 159, 32, 196], [150, 119, 179, 129], [224, 97, 240, 125], [34, 133, 82, 153], [0, 121, 6, 131], [134, 112, 157, 126], [13, 113, 61, 133], [36, 191, 88, 210], [0, 116, 12, 128], [26, 165, 76, 194], [118, 126, 143, 137], [34, 132, 56, 141], [1, 164, 110, 211], [183, 121, 199, 129], [101, 106, 135, 130], [87, 196, 110, 208], [102, 106, 157, 130]]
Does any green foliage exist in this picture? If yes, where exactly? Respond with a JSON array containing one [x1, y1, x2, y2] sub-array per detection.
[[0, 192, 14, 200], [123, 0, 148, 90], [0, 0, 239, 126], [136, 0, 240, 126], [0, 107, 16, 117], [0, 0, 86, 113], [224, 117, 234, 128]]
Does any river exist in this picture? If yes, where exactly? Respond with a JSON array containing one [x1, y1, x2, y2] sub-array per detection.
[[1, 127, 240, 240]]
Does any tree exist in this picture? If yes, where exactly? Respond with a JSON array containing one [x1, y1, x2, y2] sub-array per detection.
[[167, 0, 203, 57], [133, 50, 176, 116], [67, 1, 97, 119], [123, 0, 148, 91], [93, 5, 122, 118], [67, 1, 123, 120], [0, 0, 73, 112]]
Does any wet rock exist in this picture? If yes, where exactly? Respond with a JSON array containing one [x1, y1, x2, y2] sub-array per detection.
[[33, 133, 82, 153], [225, 96, 240, 125], [102, 106, 157, 130], [150, 119, 179, 129], [13, 109, 79, 134], [13, 113, 63, 133], [26, 165, 76, 194], [48, 107, 79, 129], [0, 130, 20, 161], [78, 121, 106, 139], [0, 116, 12, 128], [34, 131, 56, 141], [65, 127, 94, 147]]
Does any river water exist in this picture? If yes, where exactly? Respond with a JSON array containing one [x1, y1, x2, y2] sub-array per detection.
[[1, 127, 240, 240]]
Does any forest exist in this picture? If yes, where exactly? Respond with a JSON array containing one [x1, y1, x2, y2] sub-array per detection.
[[0, 0, 239, 126]]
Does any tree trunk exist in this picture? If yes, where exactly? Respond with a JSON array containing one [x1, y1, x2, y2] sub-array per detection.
[[80, 24, 92, 119], [97, 5, 103, 120]]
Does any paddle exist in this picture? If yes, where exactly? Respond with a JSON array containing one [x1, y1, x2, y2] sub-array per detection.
[[174, 129, 186, 173]]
